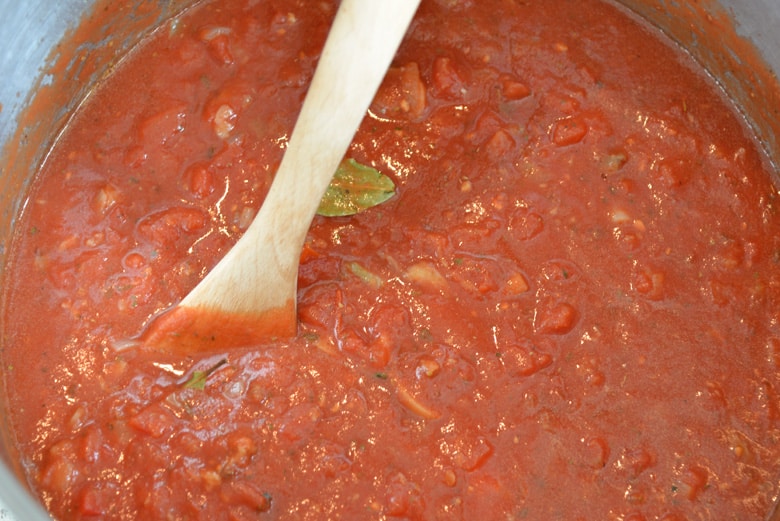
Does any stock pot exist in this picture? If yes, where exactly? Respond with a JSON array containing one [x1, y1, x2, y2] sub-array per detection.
[[0, 0, 778, 519]]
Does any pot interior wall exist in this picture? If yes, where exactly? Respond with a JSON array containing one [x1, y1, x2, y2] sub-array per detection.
[[619, 0, 780, 170], [0, 0, 196, 515], [0, 0, 777, 518]]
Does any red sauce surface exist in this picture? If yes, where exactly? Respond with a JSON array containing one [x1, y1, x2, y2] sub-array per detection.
[[2, 0, 780, 519]]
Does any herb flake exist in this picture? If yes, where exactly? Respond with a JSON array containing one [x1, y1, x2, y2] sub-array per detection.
[[183, 358, 228, 390]]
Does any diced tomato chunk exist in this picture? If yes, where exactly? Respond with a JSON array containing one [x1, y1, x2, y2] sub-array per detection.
[[552, 115, 588, 146], [78, 487, 106, 517], [383, 473, 424, 518], [221, 480, 272, 512], [510, 209, 545, 240], [93, 184, 121, 215], [135, 206, 209, 248], [448, 435, 494, 471], [678, 465, 709, 500], [138, 104, 187, 147], [535, 301, 578, 334], [450, 256, 500, 295], [502, 345, 554, 376], [632, 266, 665, 300], [183, 162, 217, 198], [432, 56, 467, 99], [128, 404, 176, 437], [501, 76, 531, 100], [483, 128, 516, 160], [372, 62, 427, 119]]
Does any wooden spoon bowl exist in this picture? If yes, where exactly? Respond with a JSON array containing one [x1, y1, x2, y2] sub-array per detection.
[[139, 0, 421, 353]]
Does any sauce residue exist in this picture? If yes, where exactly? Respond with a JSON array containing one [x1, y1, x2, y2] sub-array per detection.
[[138, 300, 296, 354]]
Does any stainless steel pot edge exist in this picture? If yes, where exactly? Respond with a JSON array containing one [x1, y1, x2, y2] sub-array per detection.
[[1, 1, 94, 517], [619, 0, 780, 170], [0, 1, 194, 519], [0, 461, 50, 520]]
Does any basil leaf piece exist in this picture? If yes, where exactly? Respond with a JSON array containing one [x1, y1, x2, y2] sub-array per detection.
[[346, 261, 383, 288], [183, 371, 209, 390], [317, 159, 396, 217], [182, 358, 227, 390]]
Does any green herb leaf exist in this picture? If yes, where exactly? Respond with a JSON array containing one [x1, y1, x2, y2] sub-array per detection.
[[317, 158, 396, 217], [183, 371, 209, 390], [347, 261, 383, 288], [182, 359, 227, 390]]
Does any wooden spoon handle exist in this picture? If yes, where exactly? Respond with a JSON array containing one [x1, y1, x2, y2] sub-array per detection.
[[247, 0, 422, 270], [179, 0, 421, 316]]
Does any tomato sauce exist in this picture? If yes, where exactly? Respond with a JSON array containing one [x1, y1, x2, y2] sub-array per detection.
[[2, 0, 780, 519]]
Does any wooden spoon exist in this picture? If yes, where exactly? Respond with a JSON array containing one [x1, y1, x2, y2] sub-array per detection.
[[139, 0, 421, 353]]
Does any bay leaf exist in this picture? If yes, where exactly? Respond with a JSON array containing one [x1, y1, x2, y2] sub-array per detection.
[[317, 158, 396, 217]]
